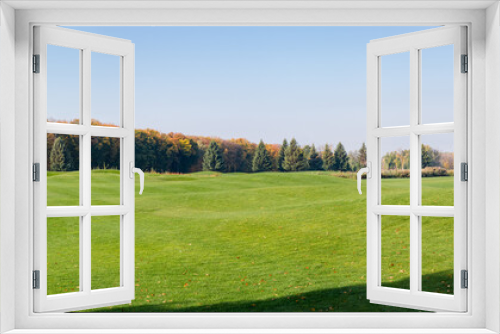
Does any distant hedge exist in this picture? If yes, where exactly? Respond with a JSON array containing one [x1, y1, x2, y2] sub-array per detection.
[[380, 167, 452, 179]]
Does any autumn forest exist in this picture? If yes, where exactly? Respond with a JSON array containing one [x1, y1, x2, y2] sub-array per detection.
[[46, 120, 453, 176]]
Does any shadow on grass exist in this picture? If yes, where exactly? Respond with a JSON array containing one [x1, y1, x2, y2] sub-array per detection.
[[83, 271, 453, 313]]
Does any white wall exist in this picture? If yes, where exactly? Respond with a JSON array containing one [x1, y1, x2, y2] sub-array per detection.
[[0, 2, 16, 333], [485, 2, 500, 333]]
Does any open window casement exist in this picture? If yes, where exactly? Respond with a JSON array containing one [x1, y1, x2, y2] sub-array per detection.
[[33, 26, 136, 312], [364, 26, 467, 312]]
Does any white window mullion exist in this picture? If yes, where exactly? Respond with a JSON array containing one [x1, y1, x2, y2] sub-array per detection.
[[410, 212, 420, 294], [373, 205, 454, 217], [46, 123, 130, 138], [82, 47, 92, 294], [82, 47, 91, 210], [414, 123, 454, 135], [78, 48, 85, 293], [415, 49, 424, 294], [372, 127, 410, 137], [81, 214, 91, 294], [409, 47, 420, 295]]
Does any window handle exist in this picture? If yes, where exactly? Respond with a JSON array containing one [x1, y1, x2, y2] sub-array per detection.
[[129, 162, 145, 195], [357, 162, 371, 195]]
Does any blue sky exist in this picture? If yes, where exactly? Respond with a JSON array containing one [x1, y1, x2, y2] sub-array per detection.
[[48, 26, 454, 153]]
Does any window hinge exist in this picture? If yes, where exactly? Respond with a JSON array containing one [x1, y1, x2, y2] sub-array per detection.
[[33, 54, 40, 73], [461, 54, 468, 73], [461, 162, 468, 182], [33, 163, 40, 182], [33, 270, 40, 289], [461, 270, 468, 289]]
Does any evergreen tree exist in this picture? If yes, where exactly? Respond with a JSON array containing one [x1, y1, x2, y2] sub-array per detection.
[[359, 142, 367, 167], [299, 150, 309, 170], [322, 144, 334, 171], [202, 140, 225, 171], [333, 142, 350, 171], [308, 144, 323, 170], [283, 138, 308, 171], [62, 135, 76, 171], [252, 140, 273, 172], [64, 148, 74, 171], [64, 134, 80, 171], [302, 145, 312, 159], [49, 137, 66, 171], [277, 139, 288, 171]]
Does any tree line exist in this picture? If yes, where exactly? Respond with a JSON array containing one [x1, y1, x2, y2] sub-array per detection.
[[381, 145, 454, 171], [47, 120, 452, 174], [46, 121, 367, 173], [200, 138, 366, 173]]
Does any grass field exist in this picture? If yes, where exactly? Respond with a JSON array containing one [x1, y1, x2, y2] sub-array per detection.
[[46, 170, 454, 312]]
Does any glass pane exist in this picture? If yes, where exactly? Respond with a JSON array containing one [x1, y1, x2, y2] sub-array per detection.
[[91, 52, 121, 127], [381, 215, 410, 290], [381, 136, 410, 205], [91, 216, 121, 290], [47, 134, 80, 206], [380, 52, 410, 127], [47, 45, 81, 124], [421, 133, 454, 206], [421, 45, 454, 124], [91, 136, 120, 205], [47, 217, 80, 295], [421, 217, 454, 294]]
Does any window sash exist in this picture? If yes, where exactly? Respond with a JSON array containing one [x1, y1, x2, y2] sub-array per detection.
[[366, 26, 468, 312], [32, 25, 136, 313]]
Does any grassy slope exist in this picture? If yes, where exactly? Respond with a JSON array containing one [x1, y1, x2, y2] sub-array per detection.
[[46, 171, 454, 312]]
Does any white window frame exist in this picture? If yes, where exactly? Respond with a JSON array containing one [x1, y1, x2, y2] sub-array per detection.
[[1, 2, 499, 333]]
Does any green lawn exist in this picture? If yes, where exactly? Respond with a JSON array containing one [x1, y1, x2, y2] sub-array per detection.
[[46, 170, 454, 312]]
